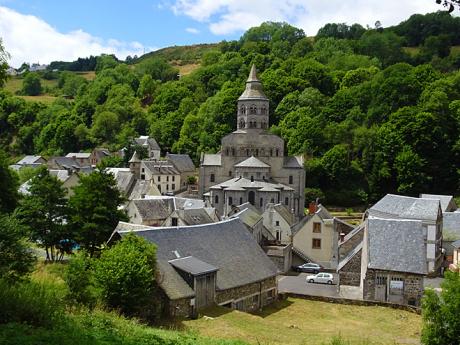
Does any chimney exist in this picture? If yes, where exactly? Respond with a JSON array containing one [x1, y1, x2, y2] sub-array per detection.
[[308, 201, 318, 214], [340, 232, 346, 242]]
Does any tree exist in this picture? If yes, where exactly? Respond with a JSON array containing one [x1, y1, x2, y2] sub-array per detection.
[[0, 149, 19, 214], [93, 233, 160, 319], [68, 169, 128, 257], [0, 214, 36, 281], [22, 73, 42, 96], [422, 271, 460, 345], [0, 37, 9, 87], [64, 251, 96, 306], [16, 167, 68, 261]]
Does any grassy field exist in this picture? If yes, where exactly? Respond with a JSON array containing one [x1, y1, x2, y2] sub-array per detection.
[[182, 299, 421, 345], [4, 76, 59, 104]]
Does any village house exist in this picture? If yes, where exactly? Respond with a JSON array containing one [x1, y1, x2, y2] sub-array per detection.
[[108, 218, 278, 317], [47, 156, 92, 173], [19, 169, 80, 198], [367, 194, 443, 276], [126, 198, 175, 226], [162, 207, 214, 227], [292, 203, 354, 269], [9, 155, 46, 171], [166, 153, 196, 190], [199, 65, 305, 219], [140, 161, 181, 195], [65, 152, 92, 167], [229, 202, 264, 244], [450, 240, 460, 272], [262, 203, 296, 244], [90, 148, 111, 166], [134, 135, 161, 160]]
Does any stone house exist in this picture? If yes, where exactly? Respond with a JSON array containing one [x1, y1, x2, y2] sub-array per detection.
[[162, 208, 214, 227], [262, 203, 296, 245], [367, 194, 443, 276], [109, 218, 278, 317], [90, 148, 111, 166], [126, 198, 175, 226], [138, 161, 181, 195], [135, 135, 161, 160], [199, 65, 305, 219], [229, 202, 264, 244], [19, 169, 81, 198], [361, 218, 426, 307], [292, 204, 354, 269], [166, 153, 196, 190], [47, 156, 92, 173]]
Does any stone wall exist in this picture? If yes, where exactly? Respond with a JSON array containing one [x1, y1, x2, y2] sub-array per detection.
[[339, 249, 362, 286], [216, 276, 277, 312], [168, 298, 192, 317]]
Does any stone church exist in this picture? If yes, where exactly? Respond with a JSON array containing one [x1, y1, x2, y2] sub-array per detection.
[[199, 65, 305, 219]]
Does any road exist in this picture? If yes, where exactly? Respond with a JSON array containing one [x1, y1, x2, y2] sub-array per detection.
[[278, 272, 340, 297]]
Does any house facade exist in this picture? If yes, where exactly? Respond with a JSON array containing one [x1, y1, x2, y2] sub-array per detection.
[[262, 203, 296, 245], [199, 65, 305, 219], [140, 161, 181, 195], [166, 153, 196, 190], [135, 135, 161, 160]]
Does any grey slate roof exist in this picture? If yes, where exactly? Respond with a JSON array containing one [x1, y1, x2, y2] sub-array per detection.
[[129, 151, 140, 163], [443, 212, 460, 240], [169, 256, 218, 275], [48, 156, 83, 171], [106, 168, 135, 196], [369, 194, 440, 222], [135, 136, 161, 151], [179, 208, 214, 225], [273, 204, 296, 226], [231, 207, 263, 228], [116, 218, 277, 299], [129, 180, 160, 200], [234, 156, 270, 168], [452, 239, 460, 249], [291, 204, 330, 235], [238, 65, 268, 100], [65, 152, 91, 159], [283, 156, 304, 169], [16, 155, 45, 165], [142, 161, 179, 175], [166, 153, 195, 172], [209, 177, 293, 192], [201, 153, 221, 166], [174, 197, 205, 210], [132, 198, 174, 221], [367, 218, 427, 275], [420, 194, 456, 212]]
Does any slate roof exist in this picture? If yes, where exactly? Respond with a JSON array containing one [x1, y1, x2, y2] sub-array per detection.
[[452, 239, 460, 249], [443, 212, 460, 240], [238, 65, 268, 100], [234, 156, 270, 168], [16, 155, 45, 165], [115, 218, 277, 299], [178, 208, 214, 225], [135, 136, 161, 151], [367, 218, 427, 275], [174, 197, 205, 210], [129, 151, 141, 163], [273, 204, 296, 226], [169, 256, 218, 276], [129, 180, 161, 200], [166, 153, 195, 172], [106, 168, 135, 196], [283, 156, 304, 169], [369, 194, 440, 222], [66, 152, 91, 159], [209, 177, 294, 192], [19, 169, 76, 195], [231, 207, 263, 228], [420, 194, 456, 212], [48, 156, 82, 171], [142, 161, 179, 175], [201, 153, 221, 166], [131, 198, 174, 221]]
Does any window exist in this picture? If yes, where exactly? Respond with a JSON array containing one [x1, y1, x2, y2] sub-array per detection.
[[276, 149, 279, 156], [229, 170, 232, 177], [157, 176, 160, 182], [172, 184, 175, 190], [313, 222, 321, 233], [260, 198, 263, 207], [166, 184, 169, 190], [158, 185, 161, 192], [226, 147, 229, 155], [270, 149, 273, 156], [285, 197, 289, 206], [141, 174, 145, 180], [275, 221, 280, 226], [251, 176, 254, 182], [214, 195, 219, 204], [271, 198, 275, 203], [172, 217, 178, 226], [166, 176, 169, 182], [240, 106, 246, 114], [247, 149, 250, 156], [250, 105, 256, 114], [232, 148, 235, 156], [141, 168, 145, 172], [228, 197, 233, 205], [172, 176, 175, 182], [240, 197, 243, 205], [289, 175, 293, 184], [210, 173, 215, 183], [312, 238, 321, 249], [276, 231, 281, 241], [255, 149, 259, 156]]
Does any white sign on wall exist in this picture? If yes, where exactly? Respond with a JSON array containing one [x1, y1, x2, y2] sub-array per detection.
[[390, 280, 404, 289]]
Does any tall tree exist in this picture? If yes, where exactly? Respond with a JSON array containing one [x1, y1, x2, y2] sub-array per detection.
[[68, 169, 127, 257], [0, 149, 19, 214], [16, 167, 68, 261]]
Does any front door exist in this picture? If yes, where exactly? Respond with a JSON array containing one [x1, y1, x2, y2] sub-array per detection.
[[375, 275, 387, 302]]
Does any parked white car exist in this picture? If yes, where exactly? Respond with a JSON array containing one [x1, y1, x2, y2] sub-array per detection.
[[306, 273, 334, 284]]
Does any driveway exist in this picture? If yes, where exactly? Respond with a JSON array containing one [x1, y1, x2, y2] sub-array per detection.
[[278, 273, 340, 297]]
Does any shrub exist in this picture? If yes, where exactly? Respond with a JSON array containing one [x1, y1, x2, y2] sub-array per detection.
[[65, 251, 98, 307], [93, 233, 160, 320], [0, 279, 63, 328]]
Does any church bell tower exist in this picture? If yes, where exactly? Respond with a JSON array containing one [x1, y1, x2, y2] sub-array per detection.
[[237, 64, 269, 132]]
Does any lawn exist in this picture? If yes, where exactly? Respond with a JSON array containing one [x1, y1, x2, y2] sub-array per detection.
[[182, 298, 421, 345]]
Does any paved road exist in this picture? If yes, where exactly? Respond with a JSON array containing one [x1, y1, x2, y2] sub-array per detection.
[[278, 273, 340, 297]]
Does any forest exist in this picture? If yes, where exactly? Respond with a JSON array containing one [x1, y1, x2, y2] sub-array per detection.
[[1, 11, 460, 206]]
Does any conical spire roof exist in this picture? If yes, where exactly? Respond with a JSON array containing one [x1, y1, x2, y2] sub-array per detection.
[[129, 150, 140, 163], [238, 64, 267, 100]]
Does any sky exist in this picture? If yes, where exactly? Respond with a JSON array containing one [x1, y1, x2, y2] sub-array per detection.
[[0, 0, 444, 67]]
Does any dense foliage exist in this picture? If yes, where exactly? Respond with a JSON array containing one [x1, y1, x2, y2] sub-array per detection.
[[2, 12, 460, 205], [422, 271, 460, 345]]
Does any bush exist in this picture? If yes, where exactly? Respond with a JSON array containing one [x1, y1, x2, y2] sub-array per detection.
[[0, 279, 64, 328], [65, 252, 98, 307], [93, 233, 160, 320], [22, 73, 42, 96], [304, 188, 325, 205]]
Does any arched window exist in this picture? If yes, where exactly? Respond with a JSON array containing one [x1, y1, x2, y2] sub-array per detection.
[[289, 175, 293, 184], [251, 175, 254, 182], [276, 149, 279, 157], [214, 195, 219, 204], [240, 106, 246, 114], [239, 119, 245, 128], [250, 105, 257, 114]]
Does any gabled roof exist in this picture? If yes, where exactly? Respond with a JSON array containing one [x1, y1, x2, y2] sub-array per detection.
[[443, 212, 460, 240], [129, 180, 160, 200], [175, 197, 205, 209], [16, 155, 45, 165], [367, 218, 427, 275], [292, 204, 331, 235], [129, 151, 140, 163], [420, 194, 456, 212], [142, 161, 179, 175], [135, 136, 161, 151], [283, 156, 303, 169], [166, 153, 195, 172], [234, 156, 270, 168], [209, 177, 293, 192], [106, 168, 135, 196], [115, 218, 277, 299], [65, 152, 91, 159], [231, 207, 263, 228], [369, 194, 440, 222], [131, 198, 174, 221], [201, 153, 221, 166], [452, 239, 460, 249], [177, 208, 214, 226], [48, 156, 83, 171], [273, 204, 296, 226]]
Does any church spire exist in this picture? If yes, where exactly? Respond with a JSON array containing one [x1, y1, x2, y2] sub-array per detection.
[[247, 64, 259, 82], [238, 64, 267, 100]]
